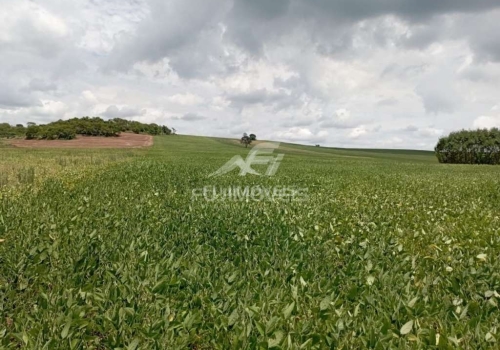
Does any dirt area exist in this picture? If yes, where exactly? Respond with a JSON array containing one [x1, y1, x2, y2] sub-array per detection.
[[9, 133, 153, 149]]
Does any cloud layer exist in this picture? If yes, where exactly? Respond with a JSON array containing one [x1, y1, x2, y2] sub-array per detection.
[[2, 0, 500, 149]]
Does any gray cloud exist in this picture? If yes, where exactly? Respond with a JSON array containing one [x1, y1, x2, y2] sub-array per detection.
[[105, 0, 500, 77], [319, 120, 359, 129], [381, 63, 429, 79], [463, 11, 500, 62], [317, 110, 367, 130], [173, 113, 206, 121], [28, 79, 58, 92], [415, 84, 458, 114], [0, 77, 41, 108], [301, 0, 500, 22], [0, 88, 40, 109], [376, 98, 399, 107], [281, 118, 315, 128], [402, 125, 419, 132], [105, 0, 230, 77], [226, 89, 293, 112]]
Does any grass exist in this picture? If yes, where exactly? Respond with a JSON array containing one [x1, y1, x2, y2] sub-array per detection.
[[0, 136, 499, 349], [0, 147, 143, 196]]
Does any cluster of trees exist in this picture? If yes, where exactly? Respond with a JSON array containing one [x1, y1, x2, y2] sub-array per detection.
[[109, 118, 171, 135], [435, 128, 500, 165], [240, 133, 257, 147], [0, 123, 27, 138], [0, 117, 172, 140], [26, 123, 77, 140]]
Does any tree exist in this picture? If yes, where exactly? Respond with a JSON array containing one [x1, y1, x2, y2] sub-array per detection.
[[162, 125, 171, 135], [241, 133, 252, 148], [435, 128, 500, 164], [26, 125, 40, 140], [249, 134, 256, 141]]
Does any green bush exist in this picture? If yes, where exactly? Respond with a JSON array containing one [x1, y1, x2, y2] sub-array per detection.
[[36, 126, 76, 140], [25, 125, 40, 140], [0, 123, 26, 138], [435, 128, 500, 164]]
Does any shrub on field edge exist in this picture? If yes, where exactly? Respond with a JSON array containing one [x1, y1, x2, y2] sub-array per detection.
[[435, 128, 500, 164]]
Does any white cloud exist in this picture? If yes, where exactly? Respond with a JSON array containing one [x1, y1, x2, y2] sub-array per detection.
[[102, 105, 146, 118], [473, 115, 500, 129], [317, 130, 328, 138], [418, 127, 444, 137], [211, 96, 231, 111], [348, 126, 368, 139], [168, 93, 204, 106], [81, 91, 98, 104], [276, 127, 313, 140], [319, 108, 365, 129], [335, 109, 350, 121], [0, 100, 68, 124], [274, 127, 327, 143], [377, 137, 403, 145]]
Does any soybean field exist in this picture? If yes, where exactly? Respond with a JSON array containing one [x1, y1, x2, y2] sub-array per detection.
[[1, 136, 499, 349]]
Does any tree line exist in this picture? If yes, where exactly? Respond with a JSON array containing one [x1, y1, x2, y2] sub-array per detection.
[[0, 123, 27, 138], [0, 117, 172, 140], [435, 128, 500, 165]]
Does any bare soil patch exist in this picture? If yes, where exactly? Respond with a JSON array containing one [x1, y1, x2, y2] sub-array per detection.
[[9, 133, 153, 149]]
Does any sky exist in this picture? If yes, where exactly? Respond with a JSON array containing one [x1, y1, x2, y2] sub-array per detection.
[[1, 0, 500, 149]]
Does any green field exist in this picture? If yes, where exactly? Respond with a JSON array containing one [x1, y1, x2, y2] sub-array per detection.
[[1, 136, 500, 349]]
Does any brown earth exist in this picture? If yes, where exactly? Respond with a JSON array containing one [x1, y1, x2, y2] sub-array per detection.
[[9, 133, 153, 149]]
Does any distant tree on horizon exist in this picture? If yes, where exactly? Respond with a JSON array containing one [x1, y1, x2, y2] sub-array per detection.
[[241, 133, 252, 148]]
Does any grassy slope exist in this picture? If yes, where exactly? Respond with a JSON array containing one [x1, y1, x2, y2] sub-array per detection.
[[1, 135, 499, 349], [212, 137, 437, 163]]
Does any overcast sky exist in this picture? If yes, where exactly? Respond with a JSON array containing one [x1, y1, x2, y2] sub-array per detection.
[[1, 0, 500, 149]]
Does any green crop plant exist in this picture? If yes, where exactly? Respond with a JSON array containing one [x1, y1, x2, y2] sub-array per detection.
[[0, 136, 499, 349]]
